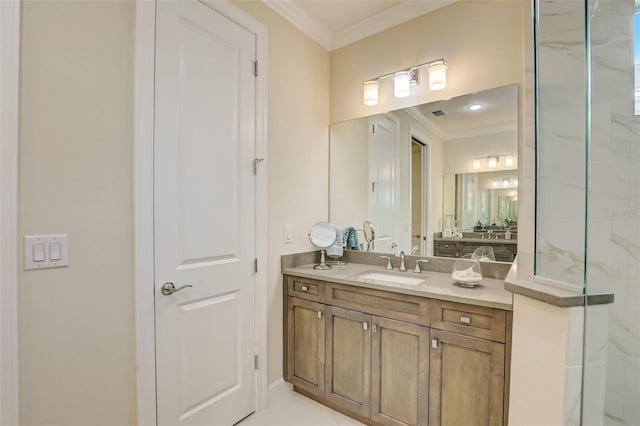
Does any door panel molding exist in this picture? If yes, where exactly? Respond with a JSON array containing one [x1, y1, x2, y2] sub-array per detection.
[[134, 1, 268, 424]]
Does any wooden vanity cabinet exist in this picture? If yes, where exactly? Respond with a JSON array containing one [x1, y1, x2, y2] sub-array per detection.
[[433, 240, 516, 262], [429, 330, 505, 426], [284, 274, 511, 426], [371, 316, 429, 426], [325, 306, 372, 417], [286, 297, 325, 397]]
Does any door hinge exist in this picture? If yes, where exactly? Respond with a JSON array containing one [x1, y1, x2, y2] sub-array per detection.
[[254, 258, 258, 273], [372, 124, 376, 134], [254, 60, 258, 77], [253, 158, 264, 175], [254, 354, 259, 370]]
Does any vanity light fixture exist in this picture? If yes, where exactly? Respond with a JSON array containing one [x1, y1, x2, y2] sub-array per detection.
[[487, 156, 499, 168], [472, 159, 482, 170], [502, 178, 510, 187], [362, 58, 448, 106], [363, 80, 379, 106], [504, 155, 514, 167], [393, 71, 413, 98], [492, 180, 499, 188]]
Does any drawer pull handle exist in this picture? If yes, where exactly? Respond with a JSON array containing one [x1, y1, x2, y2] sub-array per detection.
[[460, 316, 471, 324], [363, 322, 368, 331], [301, 285, 309, 292], [317, 311, 322, 319]]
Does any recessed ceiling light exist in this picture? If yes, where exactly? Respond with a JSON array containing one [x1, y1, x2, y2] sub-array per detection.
[[467, 103, 483, 111]]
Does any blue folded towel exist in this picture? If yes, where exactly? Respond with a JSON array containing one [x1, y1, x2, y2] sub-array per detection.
[[343, 227, 360, 250]]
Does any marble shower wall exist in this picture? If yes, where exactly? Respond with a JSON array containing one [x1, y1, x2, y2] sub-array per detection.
[[536, 1, 640, 425], [585, 1, 640, 425], [536, 0, 587, 288]]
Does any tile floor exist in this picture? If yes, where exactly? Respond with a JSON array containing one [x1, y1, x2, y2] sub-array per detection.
[[238, 381, 364, 426]]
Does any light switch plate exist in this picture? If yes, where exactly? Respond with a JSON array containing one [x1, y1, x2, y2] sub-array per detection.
[[284, 225, 293, 244], [24, 234, 69, 270]]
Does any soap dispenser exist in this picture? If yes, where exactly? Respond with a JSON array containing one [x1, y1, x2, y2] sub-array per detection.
[[505, 227, 512, 240]]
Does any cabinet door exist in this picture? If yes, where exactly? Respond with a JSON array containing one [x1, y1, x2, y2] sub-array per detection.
[[325, 305, 372, 417], [429, 330, 505, 426], [371, 316, 429, 426], [287, 297, 325, 397]]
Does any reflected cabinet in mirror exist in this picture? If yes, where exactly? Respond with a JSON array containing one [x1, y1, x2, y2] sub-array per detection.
[[329, 84, 518, 260]]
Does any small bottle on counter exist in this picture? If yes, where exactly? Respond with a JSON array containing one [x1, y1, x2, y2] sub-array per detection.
[[505, 228, 512, 240]]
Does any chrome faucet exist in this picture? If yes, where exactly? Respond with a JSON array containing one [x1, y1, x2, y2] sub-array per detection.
[[380, 256, 393, 270], [399, 251, 407, 272], [414, 259, 429, 273]]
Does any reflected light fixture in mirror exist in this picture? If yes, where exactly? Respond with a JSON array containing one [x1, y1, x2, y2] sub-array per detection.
[[504, 155, 514, 167], [487, 156, 498, 168], [472, 159, 482, 169], [362, 58, 448, 106]]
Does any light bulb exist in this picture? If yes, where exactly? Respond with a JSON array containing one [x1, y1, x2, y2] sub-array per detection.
[[393, 71, 411, 98], [487, 156, 498, 168], [472, 159, 481, 170], [504, 155, 514, 167], [363, 80, 379, 106], [428, 60, 447, 90]]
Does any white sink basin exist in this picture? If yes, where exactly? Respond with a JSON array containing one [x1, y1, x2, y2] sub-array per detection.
[[353, 271, 427, 286]]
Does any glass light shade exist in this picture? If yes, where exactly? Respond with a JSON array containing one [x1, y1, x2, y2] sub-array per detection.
[[487, 156, 498, 168], [363, 80, 379, 106], [492, 180, 499, 188], [504, 155, 514, 167], [428, 61, 448, 90], [502, 178, 510, 187], [472, 159, 481, 169], [393, 71, 411, 98]]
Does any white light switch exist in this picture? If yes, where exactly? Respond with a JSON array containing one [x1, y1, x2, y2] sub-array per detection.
[[284, 225, 293, 244], [49, 242, 62, 260], [33, 243, 46, 262], [24, 234, 69, 270]]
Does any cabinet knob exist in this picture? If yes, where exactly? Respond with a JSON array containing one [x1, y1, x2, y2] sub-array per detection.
[[301, 285, 309, 292], [460, 316, 471, 324]]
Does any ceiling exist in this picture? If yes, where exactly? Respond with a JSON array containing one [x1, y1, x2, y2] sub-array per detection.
[[409, 85, 518, 140], [261, 0, 458, 51]]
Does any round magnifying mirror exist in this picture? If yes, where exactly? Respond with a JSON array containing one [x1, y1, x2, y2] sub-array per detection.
[[309, 222, 337, 248], [363, 221, 375, 251], [309, 222, 337, 270]]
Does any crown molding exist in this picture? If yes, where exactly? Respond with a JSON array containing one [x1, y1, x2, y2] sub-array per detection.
[[261, 0, 332, 50], [261, 0, 457, 51], [331, 0, 457, 50]]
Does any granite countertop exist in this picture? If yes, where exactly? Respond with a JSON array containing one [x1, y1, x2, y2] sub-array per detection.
[[283, 262, 513, 311], [434, 237, 517, 245]]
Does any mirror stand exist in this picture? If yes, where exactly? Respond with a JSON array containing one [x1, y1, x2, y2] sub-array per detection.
[[314, 249, 332, 270]]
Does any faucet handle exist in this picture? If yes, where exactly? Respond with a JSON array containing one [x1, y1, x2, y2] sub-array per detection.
[[414, 259, 429, 273], [380, 256, 392, 270]]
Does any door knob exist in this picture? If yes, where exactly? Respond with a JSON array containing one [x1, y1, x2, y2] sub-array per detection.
[[161, 282, 193, 296]]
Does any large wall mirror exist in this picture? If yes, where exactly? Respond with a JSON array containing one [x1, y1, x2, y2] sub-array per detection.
[[329, 84, 518, 257]]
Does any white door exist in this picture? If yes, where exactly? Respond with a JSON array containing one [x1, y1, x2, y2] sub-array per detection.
[[154, 1, 257, 425], [369, 115, 398, 252]]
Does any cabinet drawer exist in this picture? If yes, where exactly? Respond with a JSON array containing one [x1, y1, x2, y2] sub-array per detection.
[[434, 249, 458, 258], [326, 282, 429, 326], [431, 300, 506, 343], [287, 276, 325, 302], [435, 241, 457, 250]]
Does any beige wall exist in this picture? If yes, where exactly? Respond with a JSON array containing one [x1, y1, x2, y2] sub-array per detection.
[[330, 0, 524, 124], [19, 1, 136, 425], [232, 1, 331, 385]]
